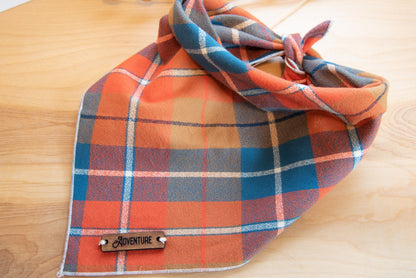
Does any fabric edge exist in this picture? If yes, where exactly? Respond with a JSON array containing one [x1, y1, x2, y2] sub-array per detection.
[[60, 260, 252, 277], [58, 91, 88, 278]]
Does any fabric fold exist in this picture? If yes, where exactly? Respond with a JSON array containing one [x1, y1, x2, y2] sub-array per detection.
[[169, 0, 387, 124], [59, 0, 388, 276]]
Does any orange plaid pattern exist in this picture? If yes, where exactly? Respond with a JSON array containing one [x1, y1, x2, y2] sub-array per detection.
[[59, 0, 388, 276]]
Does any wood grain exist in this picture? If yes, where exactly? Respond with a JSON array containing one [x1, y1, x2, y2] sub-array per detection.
[[0, 0, 415, 277]]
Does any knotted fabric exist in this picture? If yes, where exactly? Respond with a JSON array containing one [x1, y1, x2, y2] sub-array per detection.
[[282, 20, 331, 83], [59, 0, 388, 276]]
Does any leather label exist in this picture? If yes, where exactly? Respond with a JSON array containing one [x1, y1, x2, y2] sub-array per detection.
[[99, 231, 166, 252]]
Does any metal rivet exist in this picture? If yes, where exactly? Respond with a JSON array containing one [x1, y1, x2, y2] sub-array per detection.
[[157, 237, 167, 244]]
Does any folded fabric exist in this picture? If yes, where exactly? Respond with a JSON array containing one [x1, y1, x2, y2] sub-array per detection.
[[59, 0, 388, 276]]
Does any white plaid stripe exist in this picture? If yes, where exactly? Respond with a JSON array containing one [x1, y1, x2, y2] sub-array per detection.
[[116, 54, 161, 272], [158, 68, 207, 77], [207, 1, 235, 16], [74, 149, 367, 179], [232, 19, 256, 30], [346, 124, 363, 167], [69, 217, 298, 237], [299, 84, 348, 123], [112, 68, 150, 86], [232, 28, 240, 44]]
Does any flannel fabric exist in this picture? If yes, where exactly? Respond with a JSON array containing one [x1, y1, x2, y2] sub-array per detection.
[[59, 0, 388, 276]]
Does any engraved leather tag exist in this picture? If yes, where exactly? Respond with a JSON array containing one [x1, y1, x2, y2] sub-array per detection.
[[99, 231, 166, 252]]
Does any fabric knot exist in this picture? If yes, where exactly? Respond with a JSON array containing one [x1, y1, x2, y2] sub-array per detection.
[[282, 20, 332, 83]]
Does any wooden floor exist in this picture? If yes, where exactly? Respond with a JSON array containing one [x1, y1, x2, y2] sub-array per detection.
[[0, 0, 415, 277]]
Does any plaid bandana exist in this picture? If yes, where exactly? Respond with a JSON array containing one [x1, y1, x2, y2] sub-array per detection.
[[59, 0, 388, 276]]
